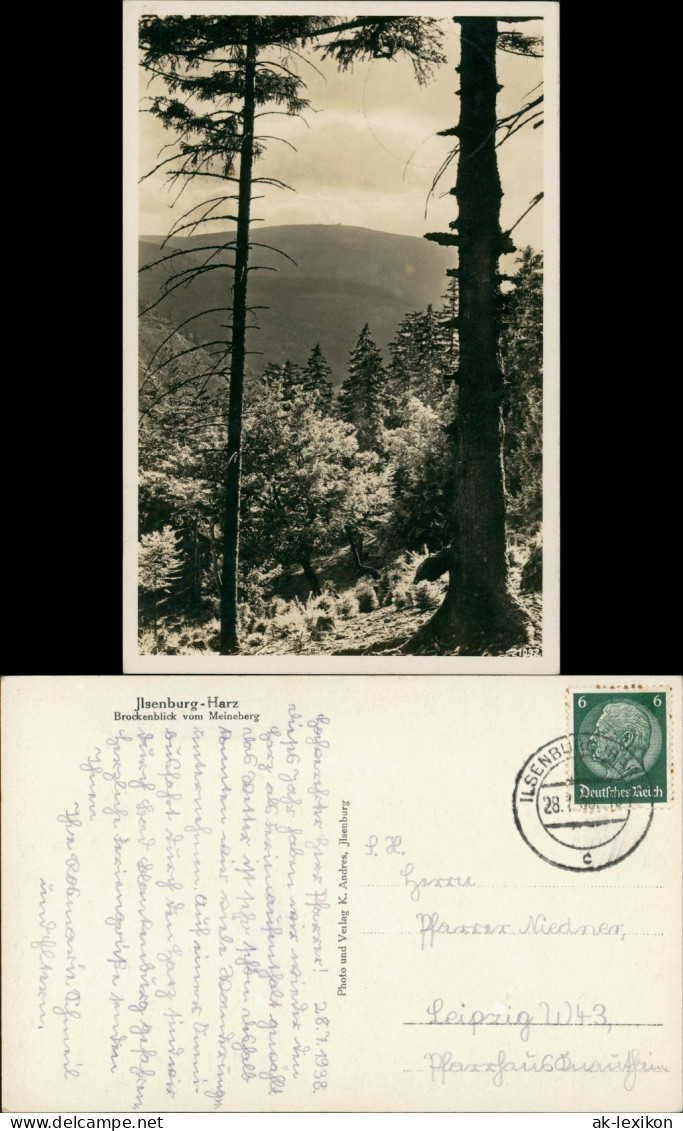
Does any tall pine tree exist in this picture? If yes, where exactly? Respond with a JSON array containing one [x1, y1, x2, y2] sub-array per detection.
[[139, 15, 335, 654], [410, 16, 530, 653], [140, 15, 446, 653]]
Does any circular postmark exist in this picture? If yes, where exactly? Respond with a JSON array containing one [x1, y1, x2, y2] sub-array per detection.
[[513, 735, 653, 872]]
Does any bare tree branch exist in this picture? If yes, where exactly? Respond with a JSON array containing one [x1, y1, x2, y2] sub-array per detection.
[[504, 192, 543, 237], [141, 308, 232, 383], [139, 368, 230, 418], [144, 340, 232, 382], [140, 242, 236, 274]]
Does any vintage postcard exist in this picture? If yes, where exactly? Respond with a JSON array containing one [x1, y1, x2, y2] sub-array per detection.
[[2, 675, 680, 1112], [123, 1, 560, 673]]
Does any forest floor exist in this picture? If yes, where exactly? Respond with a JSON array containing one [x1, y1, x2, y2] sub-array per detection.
[[140, 541, 542, 658], [258, 600, 431, 656]]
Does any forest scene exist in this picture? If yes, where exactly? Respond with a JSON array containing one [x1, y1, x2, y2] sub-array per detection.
[[137, 13, 545, 657]]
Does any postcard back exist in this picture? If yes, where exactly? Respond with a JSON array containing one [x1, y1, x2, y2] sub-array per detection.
[[2, 675, 680, 1112]]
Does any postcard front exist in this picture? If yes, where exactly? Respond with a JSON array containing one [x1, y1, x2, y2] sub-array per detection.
[[2, 675, 680, 1112], [124, 1, 559, 673]]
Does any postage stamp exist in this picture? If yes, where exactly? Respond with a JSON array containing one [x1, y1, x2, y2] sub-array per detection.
[[571, 690, 669, 805], [513, 736, 653, 872]]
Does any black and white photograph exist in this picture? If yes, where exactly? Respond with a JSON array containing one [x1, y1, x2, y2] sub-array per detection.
[[124, 1, 559, 671]]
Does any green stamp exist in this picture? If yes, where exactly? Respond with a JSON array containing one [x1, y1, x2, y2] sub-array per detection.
[[573, 690, 667, 805]]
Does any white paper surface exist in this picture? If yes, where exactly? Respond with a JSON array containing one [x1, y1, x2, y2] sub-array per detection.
[[2, 675, 680, 1112]]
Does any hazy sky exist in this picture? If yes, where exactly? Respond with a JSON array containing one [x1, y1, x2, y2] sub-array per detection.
[[138, 17, 544, 246]]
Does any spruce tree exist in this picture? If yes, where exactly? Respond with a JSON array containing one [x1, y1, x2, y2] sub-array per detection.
[[388, 304, 450, 413], [303, 343, 333, 406]]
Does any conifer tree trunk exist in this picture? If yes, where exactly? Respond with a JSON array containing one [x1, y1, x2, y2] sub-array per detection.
[[346, 526, 364, 572], [408, 17, 527, 654], [219, 22, 257, 654]]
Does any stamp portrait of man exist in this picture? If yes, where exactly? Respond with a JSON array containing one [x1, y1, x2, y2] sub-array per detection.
[[587, 701, 652, 781]]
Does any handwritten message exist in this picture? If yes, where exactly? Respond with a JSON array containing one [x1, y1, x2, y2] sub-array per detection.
[[31, 707, 338, 1110]]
